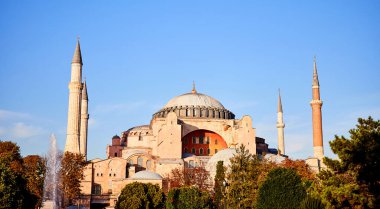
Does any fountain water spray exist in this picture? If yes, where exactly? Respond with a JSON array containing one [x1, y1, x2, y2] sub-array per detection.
[[43, 134, 61, 209]]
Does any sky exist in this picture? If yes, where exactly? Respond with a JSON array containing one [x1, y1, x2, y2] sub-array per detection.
[[0, 1, 379, 160]]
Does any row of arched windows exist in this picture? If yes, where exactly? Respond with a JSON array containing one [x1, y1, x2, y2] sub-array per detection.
[[184, 148, 218, 155], [128, 157, 152, 170], [183, 136, 219, 145]]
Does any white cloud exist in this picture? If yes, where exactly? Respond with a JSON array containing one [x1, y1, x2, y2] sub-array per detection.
[[0, 109, 31, 121], [9, 122, 45, 139]]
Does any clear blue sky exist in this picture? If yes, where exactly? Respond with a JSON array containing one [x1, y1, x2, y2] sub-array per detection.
[[0, 1, 379, 160]]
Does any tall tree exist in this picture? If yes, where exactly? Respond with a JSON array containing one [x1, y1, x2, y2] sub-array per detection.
[[312, 117, 379, 208], [59, 152, 86, 207], [115, 182, 164, 209], [164, 166, 211, 193], [22, 155, 46, 209], [0, 141, 27, 209], [213, 161, 225, 208], [256, 168, 306, 209], [226, 144, 261, 208], [166, 186, 213, 209]]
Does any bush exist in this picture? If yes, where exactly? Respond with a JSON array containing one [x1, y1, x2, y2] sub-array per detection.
[[299, 195, 325, 209], [256, 168, 306, 209], [115, 182, 165, 209], [166, 186, 213, 209]]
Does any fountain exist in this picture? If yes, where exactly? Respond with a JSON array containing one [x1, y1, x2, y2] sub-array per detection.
[[42, 134, 61, 209]]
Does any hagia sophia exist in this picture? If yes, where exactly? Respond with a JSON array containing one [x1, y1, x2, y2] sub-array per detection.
[[64, 40, 325, 208]]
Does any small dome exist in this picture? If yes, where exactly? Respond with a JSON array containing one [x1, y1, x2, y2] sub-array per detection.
[[205, 148, 237, 181], [164, 92, 225, 109], [131, 170, 163, 180], [112, 135, 120, 139]]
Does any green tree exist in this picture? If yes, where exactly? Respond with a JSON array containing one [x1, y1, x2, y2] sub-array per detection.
[[115, 182, 165, 209], [299, 195, 325, 209], [226, 144, 261, 208], [166, 186, 213, 209], [213, 161, 225, 208], [256, 168, 306, 209], [0, 141, 27, 209], [23, 155, 46, 209], [312, 117, 379, 208], [59, 152, 86, 207]]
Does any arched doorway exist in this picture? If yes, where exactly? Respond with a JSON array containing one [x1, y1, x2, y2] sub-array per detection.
[[182, 130, 227, 156]]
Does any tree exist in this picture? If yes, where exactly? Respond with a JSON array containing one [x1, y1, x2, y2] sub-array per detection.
[[115, 182, 164, 209], [166, 186, 213, 209], [59, 152, 87, 207], [23, 155, 46, 209], [299, 195, 325, 209], [164, 166, 211, 193], [256, 168, 306, 209], [0, 141, 27, 209], [213, 161, 225, 208], [226, 144, 262, 208], [311, 117, 379, 208]]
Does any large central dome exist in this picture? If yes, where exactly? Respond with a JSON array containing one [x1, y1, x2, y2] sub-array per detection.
[[163, 92, 225, 109], [153, 86, 235, 120]]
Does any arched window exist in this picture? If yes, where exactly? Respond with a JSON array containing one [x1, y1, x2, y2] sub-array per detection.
[[207, 148, 210, 155], [93, 184, 101, 195], [195, 161, 199, 167], [128, 159, 134, 167], [199, 136, 204, 144], [199, 148, 203, 155], [189, 160, 194, 168], [206, 137, 210, 144], [191, 148, 196, 154], [146, 160, 152, 170], [193, 109, 196, 117], [137, 157, 143, 168], [186, 109, 189, 116], [192, 136, 196, 144], [215, 139, 218, 145], [114, 152, 117, 157], [184, 148, 188, 153], [215, 149, 218, 154]]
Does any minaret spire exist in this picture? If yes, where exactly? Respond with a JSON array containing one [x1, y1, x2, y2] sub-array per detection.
[[72, 38, 83, 65], [313, 56, 319, 87], [65, 39, 84, 154], [310, 56, 324, 159], [276, 89, 285, 155], [277, 89, 283, 113], [80, 79, 89, 159]]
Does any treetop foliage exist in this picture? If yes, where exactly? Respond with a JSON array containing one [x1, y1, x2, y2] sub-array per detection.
[[166, 186, 213, 209], [256, 168, 306, 209], [115, 182, 165, 209]]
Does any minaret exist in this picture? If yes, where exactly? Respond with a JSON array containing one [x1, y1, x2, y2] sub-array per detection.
[[276, 89, 285, 155], [310, 57, 324, 159], [65, 40, 83, 154], [80, 80, 89, 159]]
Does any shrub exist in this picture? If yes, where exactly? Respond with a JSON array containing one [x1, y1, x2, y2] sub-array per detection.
[[166, 186, 213, 209], [115, 182, 165, 209], [299, 195, 325, 209], [256, 168, 306, 209]]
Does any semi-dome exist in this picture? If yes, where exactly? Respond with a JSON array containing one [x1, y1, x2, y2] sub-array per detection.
[[131, 170, 163, 180], [205, 148, 237, 181], [164, 92, 225, 109]]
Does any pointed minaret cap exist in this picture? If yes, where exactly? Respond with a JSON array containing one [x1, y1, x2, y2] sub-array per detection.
[[191, 81, 197, 94], [82, 79, 88, 100], [278, 89, 283, 113], [313, 56, 319, 87], [72, 38, 83, 64]]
